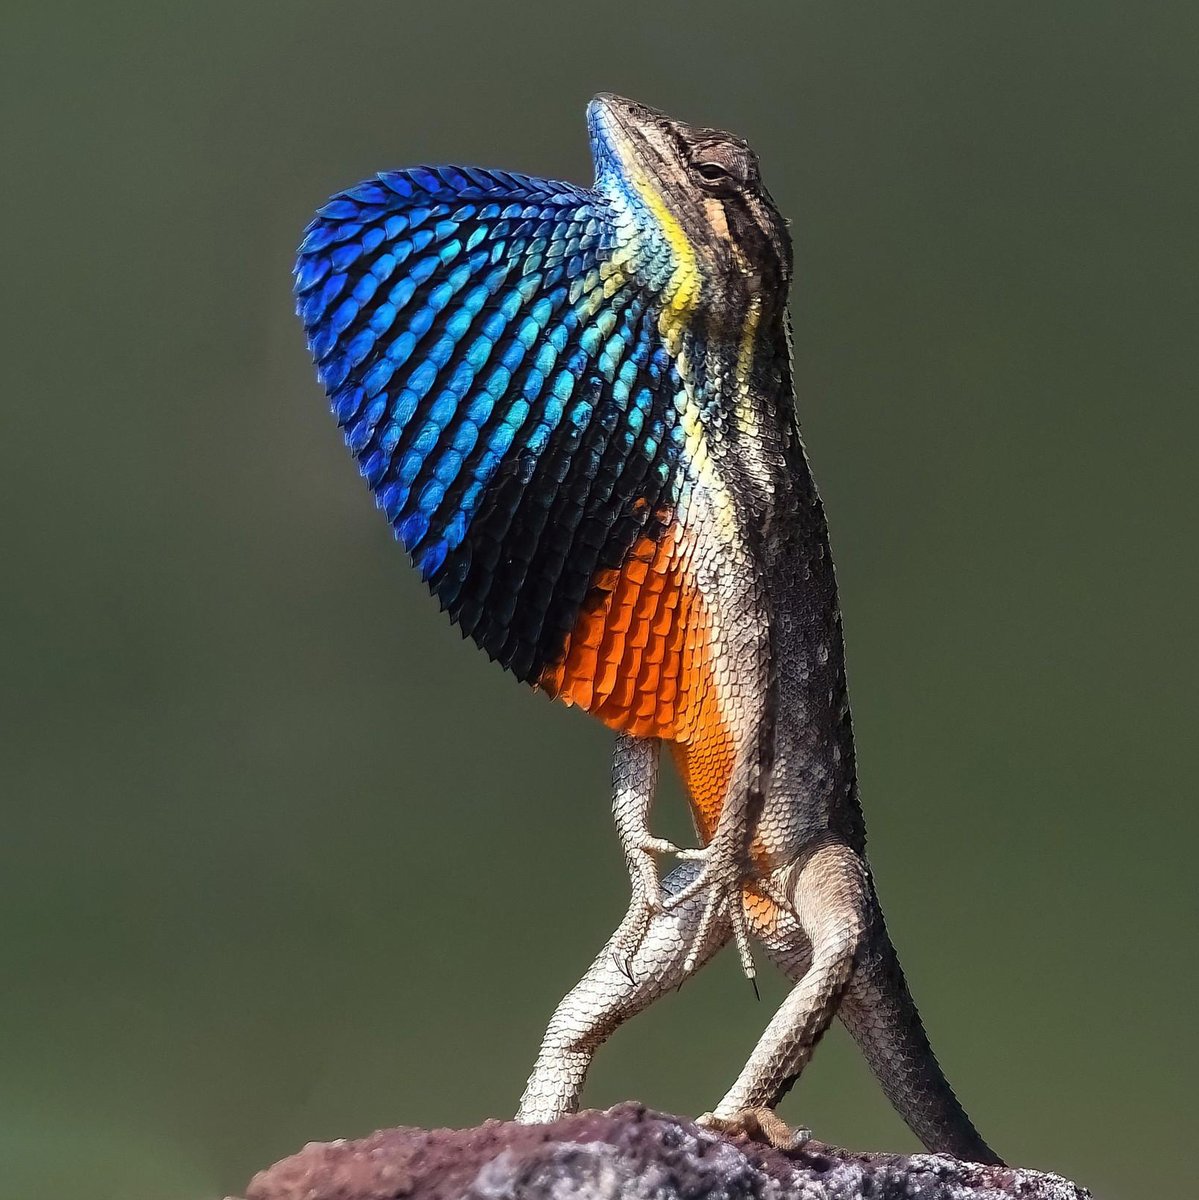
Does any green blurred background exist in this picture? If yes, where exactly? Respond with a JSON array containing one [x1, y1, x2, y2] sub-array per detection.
[[4, 2, 1195, 1196]]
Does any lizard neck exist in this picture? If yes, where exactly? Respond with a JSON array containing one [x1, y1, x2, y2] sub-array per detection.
[[674, 310, 811, 528], [686, 311, 865, 858]]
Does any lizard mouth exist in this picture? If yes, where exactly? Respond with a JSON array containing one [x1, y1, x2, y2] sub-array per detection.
[[587, 93, 672, 157], [588, 92, 668, 131], [586, 93, 679, 194]]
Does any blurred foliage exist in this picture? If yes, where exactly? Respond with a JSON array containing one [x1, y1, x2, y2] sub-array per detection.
[[3, 2, 1195, 1196]]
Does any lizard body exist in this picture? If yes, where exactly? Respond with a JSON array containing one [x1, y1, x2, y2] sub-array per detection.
[[295, 93, 1000, 1164]]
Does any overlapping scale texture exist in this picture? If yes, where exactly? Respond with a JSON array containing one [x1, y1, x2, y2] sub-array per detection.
[[295, 165, 692, 701]]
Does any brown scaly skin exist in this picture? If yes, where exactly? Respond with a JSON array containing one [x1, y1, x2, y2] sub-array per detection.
[[515, 96, 1002, 1166]]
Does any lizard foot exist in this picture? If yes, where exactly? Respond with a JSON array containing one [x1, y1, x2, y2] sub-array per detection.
[[697, 1106, 812, 1152], [662, 847, 757, 981]]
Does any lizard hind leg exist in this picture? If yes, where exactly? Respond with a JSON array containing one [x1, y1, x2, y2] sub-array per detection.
[[515, 860, 732, 1124], [709, 840, 869, 1122], [695, 880, 818, 1149]]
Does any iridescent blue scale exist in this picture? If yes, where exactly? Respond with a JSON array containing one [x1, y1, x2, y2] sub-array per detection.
[[295, 165, 687, 680]]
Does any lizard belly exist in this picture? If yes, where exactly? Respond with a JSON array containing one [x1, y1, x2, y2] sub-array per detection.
[[539, 498, 765, 846]]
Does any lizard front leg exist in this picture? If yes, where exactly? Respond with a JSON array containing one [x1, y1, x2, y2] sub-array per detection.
[[662, 762, 763, 981], [609, 733, 682, 973]]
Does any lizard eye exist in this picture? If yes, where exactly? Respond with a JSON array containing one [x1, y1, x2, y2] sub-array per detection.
[[690, 140, 754, 189], [695, 160, 733, 183]]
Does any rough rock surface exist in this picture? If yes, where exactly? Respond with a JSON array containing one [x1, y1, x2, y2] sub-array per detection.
[[232, 1103, 1089, 1200]]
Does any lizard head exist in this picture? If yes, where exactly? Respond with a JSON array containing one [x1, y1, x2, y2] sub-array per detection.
[[587, 93, 792, 344]]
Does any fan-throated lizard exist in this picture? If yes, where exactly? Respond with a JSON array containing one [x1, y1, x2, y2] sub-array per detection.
[[294, 93, 1001, 1164]]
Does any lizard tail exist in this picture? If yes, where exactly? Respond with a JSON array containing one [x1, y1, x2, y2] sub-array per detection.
[[839, 897, 1003, 1166]]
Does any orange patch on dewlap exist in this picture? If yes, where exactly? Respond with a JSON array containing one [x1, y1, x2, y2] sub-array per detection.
[[539, 528, 734, 841]]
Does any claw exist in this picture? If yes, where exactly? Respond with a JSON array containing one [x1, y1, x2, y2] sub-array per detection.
[[679, 881, 755, 982], [610, 899, 650, 980], [730, 901, 756, 983]]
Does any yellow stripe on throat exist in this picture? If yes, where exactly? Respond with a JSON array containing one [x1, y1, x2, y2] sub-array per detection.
[[628, 167, 701, 354]]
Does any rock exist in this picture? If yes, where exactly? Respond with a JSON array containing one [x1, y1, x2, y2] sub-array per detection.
[[232, 1103, 1089, 1200]]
